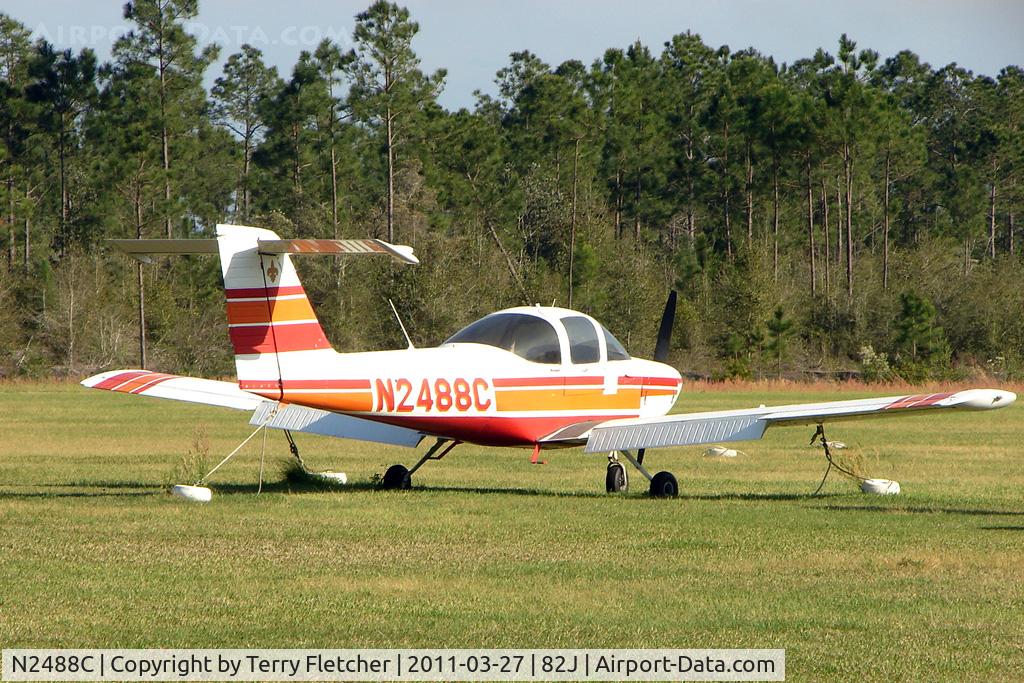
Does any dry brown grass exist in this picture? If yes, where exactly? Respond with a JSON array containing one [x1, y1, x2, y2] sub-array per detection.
[[683, 377, 1024, 394]]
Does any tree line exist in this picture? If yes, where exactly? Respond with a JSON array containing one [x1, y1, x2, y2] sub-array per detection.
[[0, 1, 1022, 382]]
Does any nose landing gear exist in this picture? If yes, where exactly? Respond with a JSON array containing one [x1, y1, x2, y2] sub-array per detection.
[[606, 453, 628, 492]]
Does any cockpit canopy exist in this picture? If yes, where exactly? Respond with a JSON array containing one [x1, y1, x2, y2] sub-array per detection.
[[444, 310, 630, 365]]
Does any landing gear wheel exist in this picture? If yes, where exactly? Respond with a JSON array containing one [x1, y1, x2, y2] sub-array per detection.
[[381, 464, 411, 490], [606, 461, 628, 493], [649, 471, 678, 498]]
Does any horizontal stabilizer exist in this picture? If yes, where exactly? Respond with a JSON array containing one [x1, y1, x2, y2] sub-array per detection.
[[109, 236, 418, 265], [108, 239, 218, 261], [250, 402, 424, 448], [256, 238, 418, 264]]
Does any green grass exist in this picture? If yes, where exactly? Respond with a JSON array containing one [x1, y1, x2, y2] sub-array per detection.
[[1, 383, 1022, 681]]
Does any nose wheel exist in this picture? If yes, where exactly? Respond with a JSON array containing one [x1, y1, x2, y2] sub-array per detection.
[[606, 457, 628, 492]]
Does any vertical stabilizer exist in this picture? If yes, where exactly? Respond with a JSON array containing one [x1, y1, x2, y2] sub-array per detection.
[[216, 224, 334, 399]]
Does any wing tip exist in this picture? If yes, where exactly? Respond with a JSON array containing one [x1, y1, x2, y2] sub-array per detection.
[[81, 369, 145, 389], [950, 388, 1017, 410]]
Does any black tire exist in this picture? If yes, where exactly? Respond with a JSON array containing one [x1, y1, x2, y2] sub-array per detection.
[[649, 471, 678, 498], [380, 464, 411, 490], [605, 462, 628, 493]]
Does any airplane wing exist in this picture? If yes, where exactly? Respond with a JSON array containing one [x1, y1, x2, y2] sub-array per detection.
[[81, 370, 424, 448], [579, 389, 1016, 453], [82, 370, 263, 410]]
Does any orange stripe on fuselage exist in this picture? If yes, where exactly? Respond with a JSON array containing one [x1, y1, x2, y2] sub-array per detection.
[[226, 297, 317, 325], [495, 387, 642, 412], [286, 392, 374, 412], [249, 390, 374, 412], [641, 388, 677, 398]]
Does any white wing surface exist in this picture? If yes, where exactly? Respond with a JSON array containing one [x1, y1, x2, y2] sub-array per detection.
[[82, 370, 264, 410], [82, 369, 424, 448], [583, 389, 1016, 453]]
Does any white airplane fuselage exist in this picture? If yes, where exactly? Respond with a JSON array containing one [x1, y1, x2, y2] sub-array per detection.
[[236, 336, 682, 447]]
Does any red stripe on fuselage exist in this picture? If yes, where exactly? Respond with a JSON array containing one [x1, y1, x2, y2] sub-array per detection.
[[493, 375, 681, 388], [239, 379, 371, 391], [616, 376, 682, 386], [494, 377, 569, 388]]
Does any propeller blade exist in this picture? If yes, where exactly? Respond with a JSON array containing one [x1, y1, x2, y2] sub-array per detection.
[[654, 290, 677, 363]]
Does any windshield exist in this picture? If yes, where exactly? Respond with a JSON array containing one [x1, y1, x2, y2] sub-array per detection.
[[603, 326, 630, 360], [445, 313, 562, 364]]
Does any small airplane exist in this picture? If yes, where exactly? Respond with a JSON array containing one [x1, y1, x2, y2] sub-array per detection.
[[83, 224, 1016, 497]]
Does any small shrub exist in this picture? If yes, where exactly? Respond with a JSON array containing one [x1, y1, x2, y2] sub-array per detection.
[[858, 344, 894, 383], [164, 427, 210, 489]]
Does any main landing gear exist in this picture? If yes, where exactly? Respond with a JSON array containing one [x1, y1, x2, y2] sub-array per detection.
[[605, 449, 678, 498], [379, 438, 460, 490]]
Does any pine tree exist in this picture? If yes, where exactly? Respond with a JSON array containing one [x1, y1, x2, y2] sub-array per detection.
[[26, 44, 97, 255], [0, 13, 33, 269], [765, 306, 794, 377], [115, 0, 218, 238], [662, 32, 716, 246], [346, 1, 445, 242], [211, 44, 280, 221], [894, 292, 948, 381]]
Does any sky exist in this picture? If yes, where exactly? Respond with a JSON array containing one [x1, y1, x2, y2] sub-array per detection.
[[9, 0, 1024, 110]]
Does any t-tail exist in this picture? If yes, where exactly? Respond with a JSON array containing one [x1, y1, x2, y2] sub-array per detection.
[[217, 224, 334, 400], [108, 223, 418, 403]]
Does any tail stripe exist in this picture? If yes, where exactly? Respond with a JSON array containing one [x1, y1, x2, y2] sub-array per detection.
[[225, 285, 306, 299], [217, 225, 336, 377], [226, 297, 318, 326], [229, 322, 329, 355]]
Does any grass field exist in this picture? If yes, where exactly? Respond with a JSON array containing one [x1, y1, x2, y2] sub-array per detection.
[[1, 382, 1022, 681]]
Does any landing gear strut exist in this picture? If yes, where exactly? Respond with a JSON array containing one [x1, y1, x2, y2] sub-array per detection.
[[605, 449, 678, 498], [379, 439, 460, 490]]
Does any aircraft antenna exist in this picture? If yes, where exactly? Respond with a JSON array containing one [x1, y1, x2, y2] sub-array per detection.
[[388, 298, 415, 349]]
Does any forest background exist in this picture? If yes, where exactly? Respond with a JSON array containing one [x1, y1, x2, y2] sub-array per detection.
[[1, 0, 1022, 383]]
